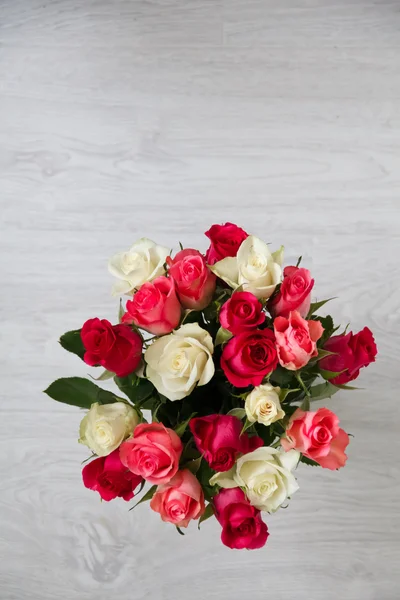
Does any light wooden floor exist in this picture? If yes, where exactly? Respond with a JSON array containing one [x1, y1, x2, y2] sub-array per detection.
[[1, 1, 399, 598]]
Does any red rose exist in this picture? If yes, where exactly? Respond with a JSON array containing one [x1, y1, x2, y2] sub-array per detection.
[[320, 327, 377, 385], [269, 266, 314, 318], [189, 414, 263, 472], [219, 291, 265, 335], [167, 249, 216, 310], [122, 276, 181, 335], [81, 318, 143, 377], [82, 449, 143, 501], [221, 329, 278, 388], [282, 408, 350, 470], [214, 488, 269, 550], [205, 222, 249, 265]]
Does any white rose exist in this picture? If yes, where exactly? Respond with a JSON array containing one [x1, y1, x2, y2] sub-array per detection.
[[145, 323, 215, 401], [210, 235, 283, 299], [245, 383, 285, 426], [210, 447, 299, 512], [108, 238, 170, 296], [79, 402, 139, 456]]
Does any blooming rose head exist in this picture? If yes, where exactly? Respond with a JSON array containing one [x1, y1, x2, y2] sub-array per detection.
[[189, 414, 263, 472], [205, 222, 249, 265], [145, 323, 215, 401], [210, 235, 284, 299], [245, 383, 285, 426], [274, 311, 323, 370], [119, 423, 183, 485], [122, 276, 181, 335], [221, 329, 278, 388], [81, 318, 143, 377], [82, 449, 143, 501], [150, 469, 205, 527], [269, 266, 314, 319], [320, 327, 377, 385], [108, 238, 170, 296], [219, 291, 265, 336], [79, 402, 139, 456], [210, 447, 299, 513], [167, 248, 216, 310], [213, 487, 269, 550], [281, 408, 350, 470]]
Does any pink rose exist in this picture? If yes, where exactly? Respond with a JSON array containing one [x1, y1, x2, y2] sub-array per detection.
[[320, 327, 377, 385], [274, 311, 324, 370], [269, 266, 314, 318], [82, 449, 143, 501], [281, 407, 350, 470], [81, 318, 143, 377], [119, 423, 183, 485], [214, 488, 269, 550], [219, 291, 265, 335], [221, 329, 278, 388], [167, 249, 216, 310], [150, 469, 205, 527], [122, 276, 181, 335], [205, 222, 249, 265], [189, 414, 263, 472]]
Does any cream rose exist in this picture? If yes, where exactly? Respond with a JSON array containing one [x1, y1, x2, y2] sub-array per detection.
[[210, 447, 299, 513], [245, 383, 285, 426], [145, 323, 215, 401], [210, 235, 283, 299], [108, 238, 170, 296], [79, 402, 139, 456]]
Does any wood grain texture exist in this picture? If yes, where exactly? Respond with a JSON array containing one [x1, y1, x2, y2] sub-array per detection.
[[1, 0, 399, 598]]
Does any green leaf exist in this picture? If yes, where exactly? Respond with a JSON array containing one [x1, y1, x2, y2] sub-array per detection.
[[198, 503, 215, 529], [44, 377, 122, 409], [59, 329, 85, 360], [227, 408, 246, 419], [307, 298, 336, 317], [300, 455, 320, 467], [240, 418, 254, 435], [114, 374, 154, 406], [90, 369, 115, 381], [129, 485, 157, 511], [179, 241, 184, 251], [184, 456, 203, 474], [335, 383, 362, 391], [300, 396, 310, 411], [279, 388, 301, 403], [118, 298, 125, 323], [215, 326, 233, 346], [319, 368, 345, 380], [316, 349, 337, 360], [309, 381, 340, 402], [176, 526, 185, 536], [270, 365, 295, 387], [174, 412, 197, 437], [295, 256, 302, 268], [295, 372, 311, 397]]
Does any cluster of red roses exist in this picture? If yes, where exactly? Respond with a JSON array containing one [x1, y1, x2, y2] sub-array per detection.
[[47, 222, 377, 551]]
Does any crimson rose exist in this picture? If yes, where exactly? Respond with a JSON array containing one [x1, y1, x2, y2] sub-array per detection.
[[214, 487, 269, 550], [189, 414, 263, 472], [221, 329, 278, 387], [219, 291, 265, 335], [320, 327, 377, 385], [81, 318, 142, 377], [205, 222, 248, 265], [82, 449, 143, 501]]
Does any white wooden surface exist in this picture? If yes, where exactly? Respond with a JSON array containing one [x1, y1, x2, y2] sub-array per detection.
[[1, 1, 399, 598]]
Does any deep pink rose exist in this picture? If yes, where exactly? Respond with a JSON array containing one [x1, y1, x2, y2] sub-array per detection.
[[82, 449, 143, 501], [150, 469, 205, 527], [189, 414, 263, 472], [205, 222, 249, 265], [214, 488, 269, 550], [269, 266, 314, 318], [122, 276, 181, 335], [221, 329, 278, 388], [119, 423, 183, 485], [219, 292, 265, 335], [320, 327, 377, 385], [81, 318, 142, 377], [274, 311, 323, 370], [166, 248, 216, 310], [281, 407, 350, 470]]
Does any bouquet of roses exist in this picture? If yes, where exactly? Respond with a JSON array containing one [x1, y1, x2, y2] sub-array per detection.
[[45, 223, 377, 549]]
